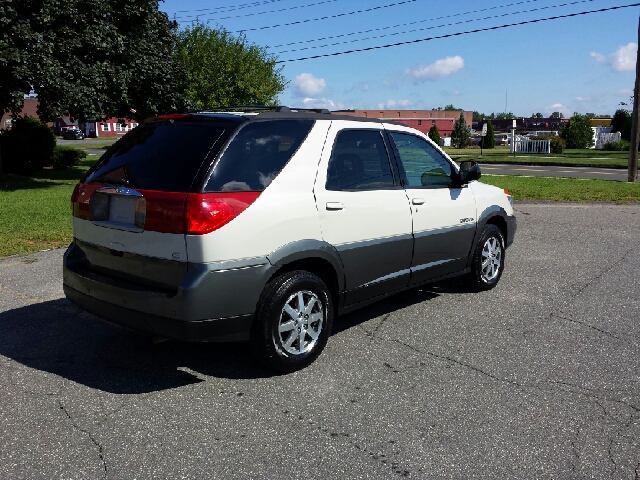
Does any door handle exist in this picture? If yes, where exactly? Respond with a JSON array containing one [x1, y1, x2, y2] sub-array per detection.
[[412, 198, 425, 205], [326, 202, 344, 211]]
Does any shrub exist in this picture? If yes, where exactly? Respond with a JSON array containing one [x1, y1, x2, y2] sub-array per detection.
[[611, 109, 632, 141], [550, 136, 565, 154], [602, 140, 630, 151], [428, 124, 441, 145], [451, 112, 470, 148], [480, 120, 495, 149], [0, 116, 56, 175], [559, 114, 594, 149], [50, 146, 87, 169]]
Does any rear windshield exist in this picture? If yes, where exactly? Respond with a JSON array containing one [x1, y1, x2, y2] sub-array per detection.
[[83, 117, 243, 192], [204, 119, 314, 192]]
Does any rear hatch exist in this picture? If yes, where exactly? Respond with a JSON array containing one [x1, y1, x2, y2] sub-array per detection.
[[70, 114, 245, 290]]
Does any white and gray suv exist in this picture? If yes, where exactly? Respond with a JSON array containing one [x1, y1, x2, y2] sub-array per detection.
[[63, 107, 516, 371]]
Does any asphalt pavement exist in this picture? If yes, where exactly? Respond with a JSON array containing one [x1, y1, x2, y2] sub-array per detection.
[[1, 202, 639, 479]]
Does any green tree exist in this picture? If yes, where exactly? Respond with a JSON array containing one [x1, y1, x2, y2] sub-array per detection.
[[451, 112, 470, 148], [495, 112, 515, 120], [611, 109, 632, 141], [480, 120, 495, 149], [444, 104, 460, 111], [0, 0, 187, 123], [559, 113, 594, 149], [428, 124, 441, 145], [551, 111, 564, 119], [0, 116, 55, 175], [532, 112, 543, 118], [175, 23, 286, 109]]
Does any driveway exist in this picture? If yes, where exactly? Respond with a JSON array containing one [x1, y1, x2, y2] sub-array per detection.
[[1, 202, 639, 478]]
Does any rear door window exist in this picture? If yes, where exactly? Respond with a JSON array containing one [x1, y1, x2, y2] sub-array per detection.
[[84, 117, 242, 192], [204, 119, 314, 192], [326, 129, 395, 190]]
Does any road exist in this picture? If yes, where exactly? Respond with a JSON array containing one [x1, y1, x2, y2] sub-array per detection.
[[1, 203, 639, 479], [480, 163, 637, 181]]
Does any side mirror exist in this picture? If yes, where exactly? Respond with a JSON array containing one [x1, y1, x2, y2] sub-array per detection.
[[459, 161, 481, 184]]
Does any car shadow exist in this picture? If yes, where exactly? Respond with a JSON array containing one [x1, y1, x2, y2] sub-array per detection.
[[0, 281, 466, 393]]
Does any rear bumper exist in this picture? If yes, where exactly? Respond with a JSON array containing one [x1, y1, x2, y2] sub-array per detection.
[[63, 242, 274, 342], [64, 284, 253, 342]]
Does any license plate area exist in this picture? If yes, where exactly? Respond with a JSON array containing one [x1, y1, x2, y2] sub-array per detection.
[[90, 188, 146, 232]]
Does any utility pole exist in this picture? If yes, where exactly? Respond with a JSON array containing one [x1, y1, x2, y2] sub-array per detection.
[[628, 14, 640, 182]]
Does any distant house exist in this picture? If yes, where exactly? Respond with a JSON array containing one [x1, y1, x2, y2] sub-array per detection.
[[0, 98, 45, 130], [78, 118, 139, 137], [54, 117, 79, 134], [333, 109, 473, 136]]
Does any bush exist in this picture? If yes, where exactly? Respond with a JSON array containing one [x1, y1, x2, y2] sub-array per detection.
[[611, 109, 632, 141], [602, 140, 630, 151], [0, 116, 56, 175], [559, 114, 594, 149], [451, 112, 470, 148], [550, 136, 565, 154], [50, 146, 87, 169], [428, 124, 441, 145], [480, 120, 495, 149]]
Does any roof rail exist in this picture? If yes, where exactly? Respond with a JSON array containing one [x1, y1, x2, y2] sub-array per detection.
[[193, 105, 332, 114]]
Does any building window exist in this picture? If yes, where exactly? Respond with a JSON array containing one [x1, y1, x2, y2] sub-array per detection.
[[418, 120, 422, 126], [101, 123, 110, 132], [114, 123, 127, 132], [130, 123, 138, 129]]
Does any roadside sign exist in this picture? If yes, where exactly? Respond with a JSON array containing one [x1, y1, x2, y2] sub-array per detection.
[[482, 123, 488, 137]]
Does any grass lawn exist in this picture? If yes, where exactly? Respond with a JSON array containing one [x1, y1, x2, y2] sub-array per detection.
[[444, 147, 630, 169], [1, 156, 639, 257]]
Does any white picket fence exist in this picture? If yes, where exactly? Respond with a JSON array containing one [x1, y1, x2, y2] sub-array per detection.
[[594, 131, 621, 149], [510, 138, 551, 154]]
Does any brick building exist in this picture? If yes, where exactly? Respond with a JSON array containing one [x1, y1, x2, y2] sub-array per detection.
[[333, 110, 473, 136], [0, 98, 43, 130]]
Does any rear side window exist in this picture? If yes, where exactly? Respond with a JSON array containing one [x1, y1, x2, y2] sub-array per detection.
[[84, 118, 240, 192], [204, 120, 314, 192], [326, 129, 395, 190]]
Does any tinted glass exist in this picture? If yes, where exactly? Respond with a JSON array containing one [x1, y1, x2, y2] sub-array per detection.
[[205, 120, 314, 192], [390, 132, 453, 188], [84, 117, 240, 192], [326, 130, 394, 190]]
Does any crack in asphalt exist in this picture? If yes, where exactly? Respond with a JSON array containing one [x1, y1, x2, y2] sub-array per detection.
[[567, 248, 634, 301], [57, 386, 107, 479]]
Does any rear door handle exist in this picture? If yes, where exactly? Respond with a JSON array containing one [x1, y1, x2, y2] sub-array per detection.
[[326, 202, 344, 211], [412, 198, 425, 205]]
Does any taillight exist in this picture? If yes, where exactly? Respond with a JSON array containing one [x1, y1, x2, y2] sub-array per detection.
[[138, 190, 187, 234], [185, 192, 261, 235], [71, 183, 102, 220]]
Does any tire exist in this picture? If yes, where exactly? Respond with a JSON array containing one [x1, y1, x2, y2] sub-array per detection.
[[251, 270, 333, 372], [466, 224, 505, 291]]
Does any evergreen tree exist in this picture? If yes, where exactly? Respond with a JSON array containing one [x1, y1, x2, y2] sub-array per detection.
[[428, 124, 441, 145], [451, 112, 470, 148], [480, 121, 496, 149]]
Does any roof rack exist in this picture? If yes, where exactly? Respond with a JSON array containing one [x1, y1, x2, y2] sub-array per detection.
[[194, 105, 332, 115]]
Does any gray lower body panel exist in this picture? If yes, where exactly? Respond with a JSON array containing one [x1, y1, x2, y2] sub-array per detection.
[[63, 241, 275, 342]]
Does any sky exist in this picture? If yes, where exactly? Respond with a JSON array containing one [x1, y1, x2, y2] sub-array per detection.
[[159, 0, 640, 117]]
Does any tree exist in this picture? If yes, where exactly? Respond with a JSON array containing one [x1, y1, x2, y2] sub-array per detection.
[[551, 111, 564, 119], [451, 112, 470, 148], [480, 120, 495, 149], [444, 104, 460, 111], [428, 124, 441, 145], [559, 113, 594, 149], [495, 112, 515, 120], [532, 113, 543, 118], [611, 109, 632, 141], [1, 0, 188, 123], [175, 23, 286, 109]]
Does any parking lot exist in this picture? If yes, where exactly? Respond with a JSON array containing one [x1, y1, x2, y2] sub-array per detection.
[[1, 202, 639, 479]]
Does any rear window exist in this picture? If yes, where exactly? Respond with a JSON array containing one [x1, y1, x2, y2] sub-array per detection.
[[204, 119, 314, 192], [84, 117, 243, 192]]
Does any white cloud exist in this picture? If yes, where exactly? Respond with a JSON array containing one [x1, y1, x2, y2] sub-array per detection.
[[545, 103, 568, 115], [591, 43, 636, 72], [575, 96, 589, 101], [611, 43, 637, 72], [291, 73, 327, 97], [377, 99, 413, 109], [405, 56, 465, 82], [301, 98, 344, 110]]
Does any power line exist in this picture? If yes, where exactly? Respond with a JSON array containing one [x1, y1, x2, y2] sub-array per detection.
[[276, 3, 640, 63], [175, 0, 283, 15], [271, 0, 543, 48], [175, 0, 339, 21], [215, 0, 419, 32], [275, 0, 596, 55]]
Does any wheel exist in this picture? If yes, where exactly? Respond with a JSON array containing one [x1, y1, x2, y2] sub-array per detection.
[[466, 224, 505, 291], [251, 270, 333, 372]]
